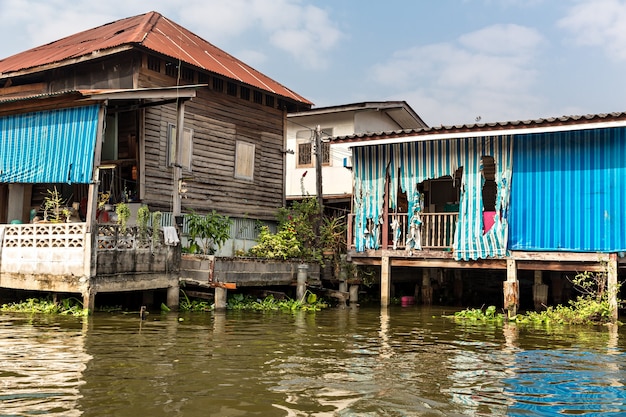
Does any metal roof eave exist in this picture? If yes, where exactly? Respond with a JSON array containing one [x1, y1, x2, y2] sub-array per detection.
[[82, 84, 204, 100], [335, 119, 626, 148]]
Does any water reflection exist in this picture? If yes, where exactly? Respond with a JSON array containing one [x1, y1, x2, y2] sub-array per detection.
[[0, 315, 91, 416], [0, 308, 625, 416]]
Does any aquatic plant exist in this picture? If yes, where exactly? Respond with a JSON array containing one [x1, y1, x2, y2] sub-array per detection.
[[179, 290, 213, 312], [449, 270, 622, 326], [227, 292, 328, 312], [0, 297, 88, 317]]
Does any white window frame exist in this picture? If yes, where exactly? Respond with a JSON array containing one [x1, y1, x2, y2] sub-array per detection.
[[235, 140, 255, 181]]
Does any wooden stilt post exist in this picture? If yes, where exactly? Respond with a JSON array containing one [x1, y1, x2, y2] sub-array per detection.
[[504, 259, 519, 317], [550, 271, 563, 305], [608, 253, 619, 322], [381, 256, 391, 307], [421, 269, 433, 305], [532, 270, 548, 311]]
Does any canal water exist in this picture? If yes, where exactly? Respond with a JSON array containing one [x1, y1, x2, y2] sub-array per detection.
[[1, 306, 625, 416]]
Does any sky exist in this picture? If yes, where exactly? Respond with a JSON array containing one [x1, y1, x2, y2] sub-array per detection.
[[1, 0, 626, 127]]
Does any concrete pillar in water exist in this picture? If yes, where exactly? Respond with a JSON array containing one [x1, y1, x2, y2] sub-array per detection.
[[532, 270, 548, 311], [82, 288, 96, 313], [504, 259, 519, 317], [608, 253, 619, 322], [421, 269, 433, 305], [380, 256, 391, 307], [166, 286, 179, 311], [214, 287, 227, 310], [349, 284, 359, 305], [297, 264, 308, 301]]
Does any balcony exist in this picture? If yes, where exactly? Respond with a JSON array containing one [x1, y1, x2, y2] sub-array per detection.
[[348, 212, 458, 251]]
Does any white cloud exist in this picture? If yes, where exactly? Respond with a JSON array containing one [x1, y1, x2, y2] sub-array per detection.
[[558, 0, 626, 61], [371, 24, 545, 125], [0, 0, 343, 70]]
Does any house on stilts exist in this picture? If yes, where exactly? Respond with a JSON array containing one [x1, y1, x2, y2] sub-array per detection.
[[0, 11, 312, 311], [334, 113, 626, 317]]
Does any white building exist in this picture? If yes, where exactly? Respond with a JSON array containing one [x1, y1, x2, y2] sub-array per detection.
[[285, 101, 427, 212]]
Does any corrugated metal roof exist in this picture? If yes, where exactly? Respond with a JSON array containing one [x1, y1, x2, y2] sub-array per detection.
[[0, 11, 311, 105], [288, 101, 428, 130], [332, 111, 626, 145]]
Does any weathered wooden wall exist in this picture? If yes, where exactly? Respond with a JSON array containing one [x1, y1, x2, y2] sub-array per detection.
[[139, 67, 286, 220]]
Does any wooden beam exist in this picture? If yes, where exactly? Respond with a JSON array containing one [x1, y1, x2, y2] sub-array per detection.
[[380, 256, 391, 307]]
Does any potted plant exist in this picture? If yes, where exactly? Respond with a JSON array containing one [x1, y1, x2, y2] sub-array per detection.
[[115, 202, 131, 233], [137, 204, 150, 243], [185, 210, 232, 254]]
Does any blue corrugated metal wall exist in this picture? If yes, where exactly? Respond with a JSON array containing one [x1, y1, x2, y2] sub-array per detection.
[[509, 127, 626, 252], [0, 105, 100, 183]]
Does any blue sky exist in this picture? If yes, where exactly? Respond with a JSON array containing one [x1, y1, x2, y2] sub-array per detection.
[[1, 0, 625, 126]]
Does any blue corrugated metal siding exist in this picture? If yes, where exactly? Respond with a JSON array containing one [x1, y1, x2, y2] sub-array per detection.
[[352, 136, 513, 260], [0, 105, 100, 183], [509, 127, 626, 252]]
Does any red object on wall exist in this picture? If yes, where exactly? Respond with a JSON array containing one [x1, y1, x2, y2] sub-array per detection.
[[483, 211, 496, 233]]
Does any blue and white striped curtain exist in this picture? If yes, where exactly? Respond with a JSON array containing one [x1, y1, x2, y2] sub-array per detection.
[[0, 105, 100, 184], [351, 135, 513, 260]]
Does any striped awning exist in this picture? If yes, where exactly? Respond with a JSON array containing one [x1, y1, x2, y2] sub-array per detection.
[[0, 105, 100, 184]]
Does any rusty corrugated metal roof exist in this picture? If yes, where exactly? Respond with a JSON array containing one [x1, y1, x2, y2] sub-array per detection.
[[332, 112, 626, 145], [0, 11, 311, 105]]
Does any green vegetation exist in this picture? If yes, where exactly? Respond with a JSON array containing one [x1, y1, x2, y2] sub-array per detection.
[[0, 297, 88, 317], [43, 187, 66, 223], [115, 202, 131, 233], [185, 210, 232, 254], [448, 269, 621, 326], [178, 290, 329, 312], [228, 292, 328, 312], [137, 204, 150, 242], [247, 197, 347, 267], [179, 290, 213, 312]]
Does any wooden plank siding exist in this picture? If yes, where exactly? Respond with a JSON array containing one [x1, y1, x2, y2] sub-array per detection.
[[138, 70, 287, 220]]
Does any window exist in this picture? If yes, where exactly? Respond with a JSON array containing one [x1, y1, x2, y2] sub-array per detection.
[[235, 140, 255, 181], [227, 82, 238, 96], [167, 123, 194, 171], [296, 128, 332, 168], [213, 77, 224, 92], [147, 56, 161, 73], [253, 91, 263, 104], [240, 86, 250, 101]]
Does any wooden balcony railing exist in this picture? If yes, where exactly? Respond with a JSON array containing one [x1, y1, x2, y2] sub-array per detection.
[[347, 212, 458, 251]]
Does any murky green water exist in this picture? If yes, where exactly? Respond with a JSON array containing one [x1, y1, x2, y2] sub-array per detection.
[[1, 306, 625, 416]]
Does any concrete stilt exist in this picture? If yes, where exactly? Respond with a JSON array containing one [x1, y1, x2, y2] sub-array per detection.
[[532, 271, 548, 311], [504, 259, 519, 317], [349, 284, 359, 305], [296, 264, 309, 301], [82, 288, 96, 313], [380, 256, 391, 307], [421, 269, 433, 305], [166, 286, 179, 311], [214, 287, 227, 310], [338, 280, 348, 307]]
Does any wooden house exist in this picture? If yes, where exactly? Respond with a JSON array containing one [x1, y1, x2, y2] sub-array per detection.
[[0, 11, 311, 310], [334, 113, 626, 316]]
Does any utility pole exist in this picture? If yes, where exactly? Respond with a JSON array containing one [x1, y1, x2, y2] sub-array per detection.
[[314, 125, 324, 239]]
